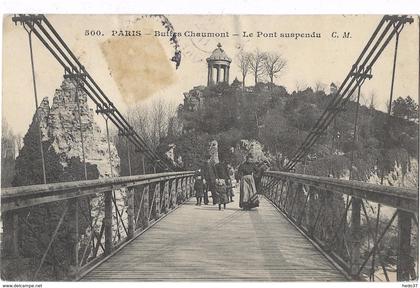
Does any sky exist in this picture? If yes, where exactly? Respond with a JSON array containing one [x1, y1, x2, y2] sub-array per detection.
[[2, 14, 419, 136]]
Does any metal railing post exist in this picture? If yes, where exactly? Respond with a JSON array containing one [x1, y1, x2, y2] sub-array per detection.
[[185, 177, 189, 198], [72, 198, 79, 274], [2, 212, 19, 258], [277, 180, 285, 207], [297, 185, 311, 226], [12, 214, 19, 257], [190, 176, 195, 198], [127, 187, 135, 239], [143, 185, 150, 227], [170, 179, 176, 208], [397, 210, 412, 281], [174, 178, 179, 206], [272, 179, 279, 202], [288, 183, 300, 218], [154, 184, 161, 218], [182, 177, 187, 201], [350, 197, 362, 277], [283, 180, 292, 210], [104, 190, 113, 255], [163, 180, 169, 213]]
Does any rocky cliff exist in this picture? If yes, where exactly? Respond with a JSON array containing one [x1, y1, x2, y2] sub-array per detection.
[[9, 79, 128, 280], [36, 78, 120, 178]]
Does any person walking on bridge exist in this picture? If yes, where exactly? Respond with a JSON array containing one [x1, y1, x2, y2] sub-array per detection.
[[203, 157, 217, 205], [237, 154, 259, 210], [255, 160, 270, 193], [194, 170, 205, 206], [215, 159, 230, 210], [227, 164, 236, 202]]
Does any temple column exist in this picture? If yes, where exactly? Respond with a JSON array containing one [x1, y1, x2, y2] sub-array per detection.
[[226, 66, 230, 83], [222, 66, 225, 82], [208, 65, 212, 86], [206, 43, 231, 87]]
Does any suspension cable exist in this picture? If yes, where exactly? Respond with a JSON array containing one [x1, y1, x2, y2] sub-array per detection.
[[104, 117, 114, 178], [370, 203, 382, 281], [25, 26, 47, 184], [284, 15, 413, 171], [380, 23, 403, 185], [387, 24, 402, 116], [73, 76, 88, 180], [12, 14, 175, 172], [122, 116, 133, 176], [349, 77, 366, 181], [371, 22, 403, 281], [126, 137, 132, 176]]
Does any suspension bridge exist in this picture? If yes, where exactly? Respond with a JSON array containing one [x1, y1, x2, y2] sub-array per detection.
[[1, 14, 418, 282]]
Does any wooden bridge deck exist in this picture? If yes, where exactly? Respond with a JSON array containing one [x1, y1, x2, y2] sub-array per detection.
[[83, 197, 346, 281]]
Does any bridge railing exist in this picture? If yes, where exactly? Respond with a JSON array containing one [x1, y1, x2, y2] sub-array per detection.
[[261, 171, 418, 282], [1, 171, 196, 280]]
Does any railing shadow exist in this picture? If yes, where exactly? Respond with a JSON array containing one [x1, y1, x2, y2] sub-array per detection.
[[261, 171, 418, 282], [1, 171, 196, 281]]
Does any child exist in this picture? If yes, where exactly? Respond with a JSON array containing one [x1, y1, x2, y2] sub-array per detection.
[[194, 174, 205, 206], [227, 164, 236, 202], [216, 178, 229, 210], [226, 178, 234, 202]]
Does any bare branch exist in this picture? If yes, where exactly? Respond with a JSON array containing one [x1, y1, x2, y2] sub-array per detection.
[[263, 52, 287, 85], [127, 98, 176, 149], [236, 50, 251, 89], [248, 49, 267, 86], [314, 81, 326, 93]]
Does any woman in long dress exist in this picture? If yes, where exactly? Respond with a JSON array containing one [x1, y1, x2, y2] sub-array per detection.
[[203, 159, 217, 205], [237, 155, 259, 210]]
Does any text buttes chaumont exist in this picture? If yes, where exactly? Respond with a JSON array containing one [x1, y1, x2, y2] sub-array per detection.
[[154, 31, 322, 39], [110, 30, 322, 39]]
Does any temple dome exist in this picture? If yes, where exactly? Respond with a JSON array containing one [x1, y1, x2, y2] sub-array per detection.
[[206, 43, 232, 63]]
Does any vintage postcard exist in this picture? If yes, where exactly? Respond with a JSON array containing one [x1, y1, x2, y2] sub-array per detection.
[[1, 14, 419, 285]]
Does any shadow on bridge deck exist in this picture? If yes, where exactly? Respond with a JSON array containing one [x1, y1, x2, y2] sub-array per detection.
[[82, 197, 346, 281]]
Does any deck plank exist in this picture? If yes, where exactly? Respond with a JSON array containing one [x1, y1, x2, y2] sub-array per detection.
[[83, 197, 346, 281]]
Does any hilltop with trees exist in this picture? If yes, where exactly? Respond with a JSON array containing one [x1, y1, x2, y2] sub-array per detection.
[[113, 47, 418, 188], [158, 81, 418, 186]]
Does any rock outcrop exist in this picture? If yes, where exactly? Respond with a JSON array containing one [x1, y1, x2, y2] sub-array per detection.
[[37, 78, 120, 178], [237, 139, 268, 163], [11, 79, 126, 279], [208, 139, 219, 164]]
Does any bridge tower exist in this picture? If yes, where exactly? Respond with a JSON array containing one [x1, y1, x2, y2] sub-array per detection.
[[207, 43, 231, 86]]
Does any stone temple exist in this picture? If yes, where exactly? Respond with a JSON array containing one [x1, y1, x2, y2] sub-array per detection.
[[206, 43, 231, 86], [181, 43, 232, 133]]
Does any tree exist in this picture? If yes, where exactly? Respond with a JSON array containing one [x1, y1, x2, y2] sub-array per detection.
[[294, 80, 307, 92], [117, 98, 178, 175], [405, 96, 418, 120], [263, 52, 287, 85], [248, 49, 266, 86], [236, 50, 251, 90], [2, 119, 17, 187], [330, 82, 338, 95], [392, 96, 409, 119], [369, 92, 376, 110], [314, 81, 326, 93], [127, 98, 176, 149], [392, 96, 419, 120], [151, 98, 174, 147]]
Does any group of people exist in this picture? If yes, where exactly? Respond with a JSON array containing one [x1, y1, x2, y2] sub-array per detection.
[[193, 155, 269, 211], [193, 160, 234, 210]]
